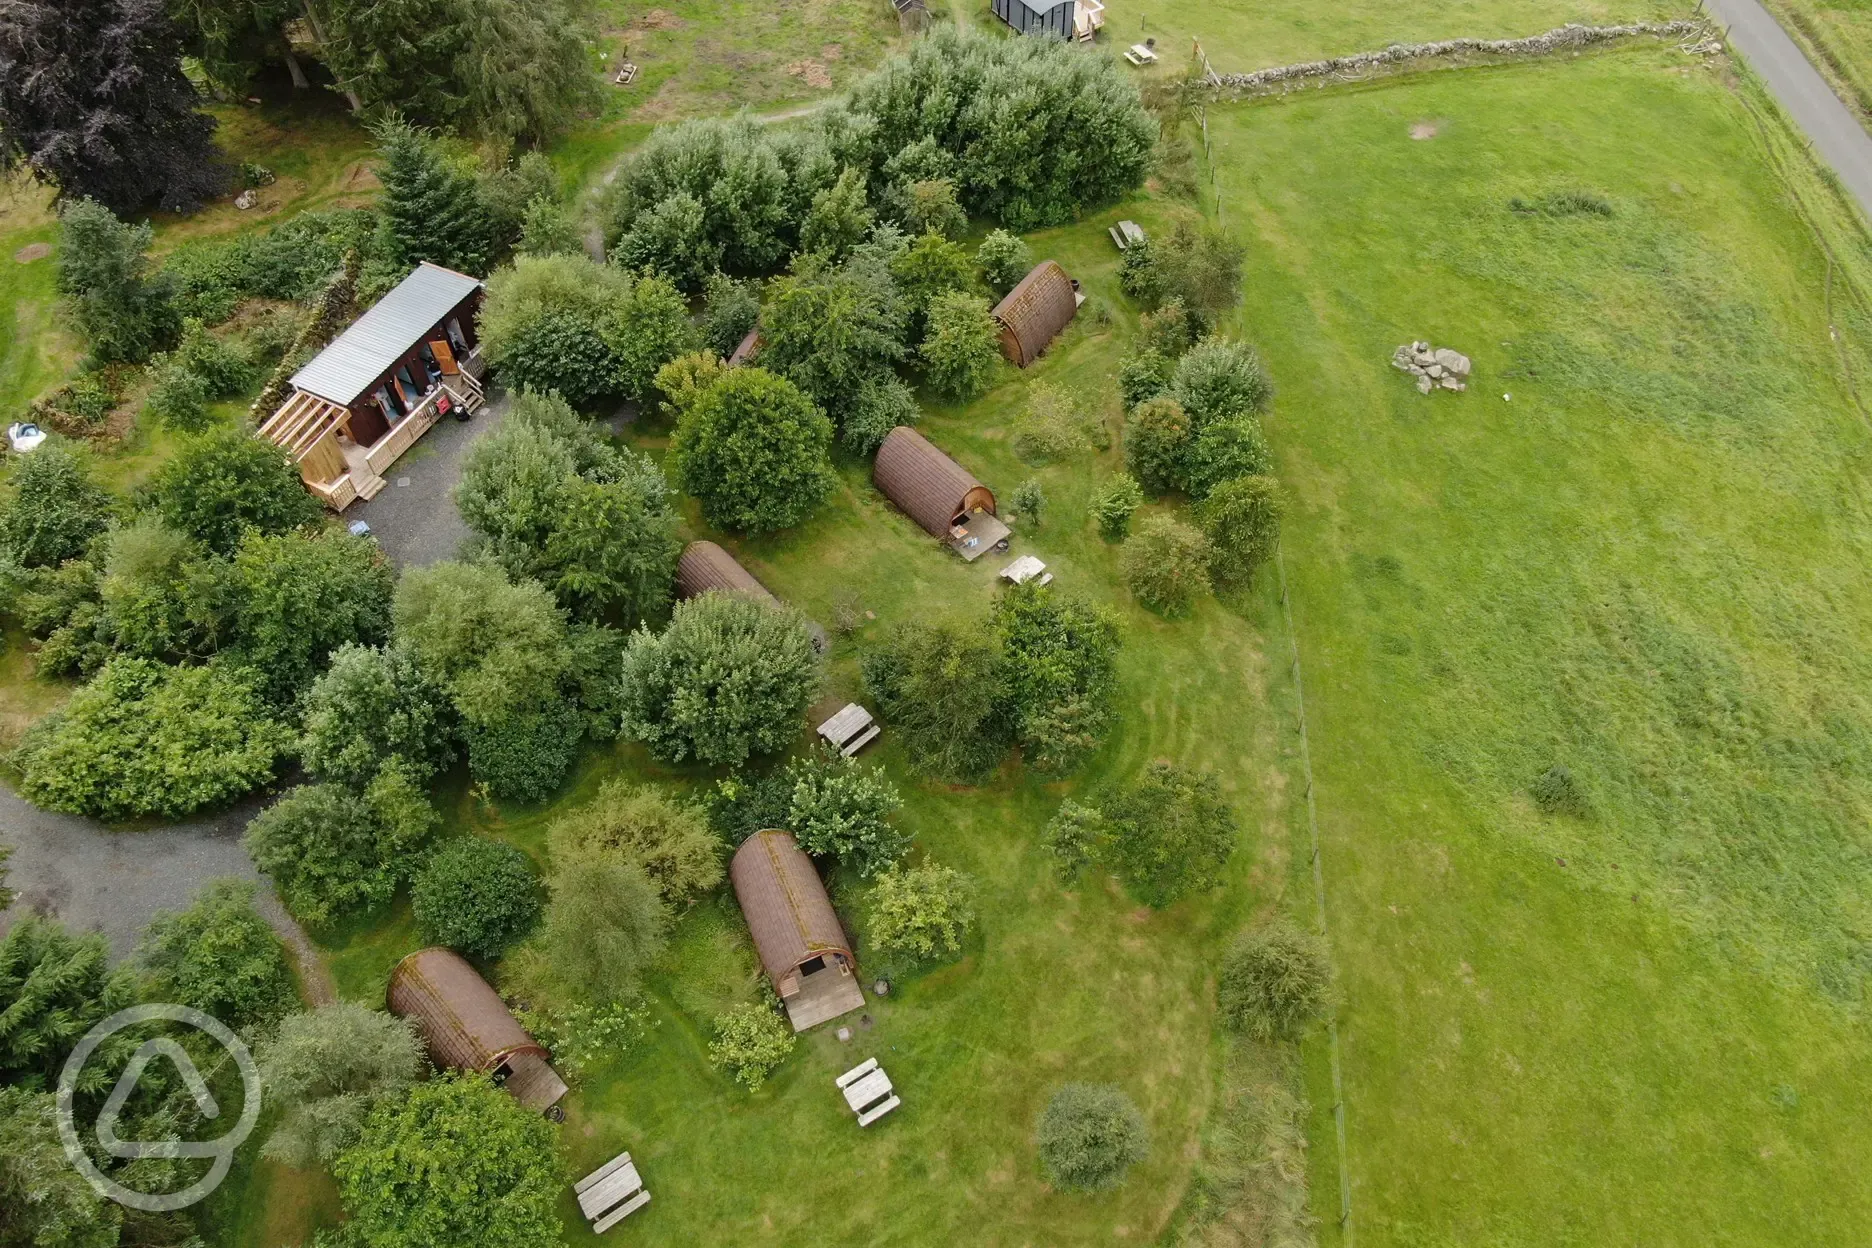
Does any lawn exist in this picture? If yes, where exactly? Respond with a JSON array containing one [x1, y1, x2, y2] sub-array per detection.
[[1202, 45, 1872, 1243], [1758, 0, 1872, 117]]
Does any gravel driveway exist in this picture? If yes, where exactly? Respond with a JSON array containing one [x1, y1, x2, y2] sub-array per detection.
[[345, 389, 509, 569]]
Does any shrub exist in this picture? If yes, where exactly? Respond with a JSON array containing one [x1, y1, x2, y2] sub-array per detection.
[[16, 659, 288, 820], [139, 879, 299, 1030], [1042, 799, 1103, 882], [619, 591, 821, 767], [97, 514, 217, 662], [147, 426, 323, 555], [173, 317, 254, 395], [244, 768, 439, 928], [547, 779, 723, 902], [1125, 396, 1190, 494], [1123, 515, 1212, 615], [701, 271, 761, 358], [1011, 477, 1045, 527], [1186, 416, 1273, 500], [1101, 761, 1236, 907], [919, 291, 1001, 400], [860, 619, 1008, 783], [478, 253, 629, 406], [229, 528, 395, 704], [1091, 473, 1144, 540], [866, 861, 975, 966], [1532, 764, 1591, 818], [300, 644, 457, 789], [976, 228, 1032, 295], [1119, 221, 1245, 329], [1137, 299, 1194, 359], [613, 191, 721, 290], [142, 360, 213, 431], [1012, 384, 1103, 464], [515, 195, 583, 257], [1218, 920, 1335, 1042], [412, 838, 542, 959], [700, 772, 794, 845], [708, 1000, 796, 1090], [671, 367, 836, 534], [0, 443, 115, 567], [1201, 474, 1283, 588], [899, 177, 967, 240], [520, 854, 669, 1006], [1035, 1083, 1150, 1192], [608, 268, 702, 404], [993, 583, 1121, 774], [258, 1003, 424, 1169], [462, 698, 585, 804], [1118, 348, 1174, 409], [799, 167, 874, 260], [840, 375, 920, 456], [566, 621, 630, 742], [1170, 339, 1273, 430], [786, 747, 907, 877]]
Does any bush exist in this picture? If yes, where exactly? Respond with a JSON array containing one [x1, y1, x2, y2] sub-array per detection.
[[1091, 473, 1144, 540], [173, 317, 254, 396], [1012, 384, 1103, 464], [520, 854, 669, 1006], [16, 659, 289, 820], [141, 360, 213, 431], [786, 747, 907, 877], [976, 229, 1032, 295], [515, 195, 583, 258], [860, 619, 1007, 782], [1035, 1083, 1150, 1192], [613, 191, 721, 290], [0, 443, 115, 568], [1011, 477, 1045, 527], [392, 560, 572, 728], [898, 177, 967, 240], [1218, 921, 1335, 1042], [700, 772, 794, 845], [839, 374, 920, 456], [229, 528, 395, 704], [140, 878, 299, 1030], [994, 583, 1121, 774], [1532, 764, 1591, 818], [547, 779, 723, 902], [701, 271, 761, 358], [1118, 348, 1173, 409], [462, 698, 585, 804], [1201, 474, 1283, 588], [671, 367, 837, 534], [866, 861, 975, 966], [1137, 300, 1194, 359], [477, 253, 629, 407], [245, 768, 439, 928], [300, 644, 457, 789], [1101, 761, 1236, 907], [708, 1000, 796, 1090], [1170, 339, 1273, 430], [412, 838, 542, 959], [258, 1003, 424, 1169], [609, 268, 702, 404], [147, 426, 323, 555], [1124, 396, 1190, 494], [1042, 798, 1103, 882], [1186, 416, 1273, 500], [1123, 515, 1212, 615], [1119, 221, 1245, 329], [619, 592, 821, 766], [919, 291, 1001, 400]]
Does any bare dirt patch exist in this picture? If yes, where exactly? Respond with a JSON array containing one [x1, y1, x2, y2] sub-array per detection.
[[640, 8, 686, 29], [12, 242, 50, 263], [822, 42, 844, 61], [1410, 120, 1440, 140], [786, 59, 834, 89]]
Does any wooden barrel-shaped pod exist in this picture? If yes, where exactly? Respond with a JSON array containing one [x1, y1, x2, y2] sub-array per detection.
[[387, 947, 568, 1111], [991, 260, 1078, 367], [872, 426, 996, 536], [730, 831, 855, 997], [675, 541, 779, 604]]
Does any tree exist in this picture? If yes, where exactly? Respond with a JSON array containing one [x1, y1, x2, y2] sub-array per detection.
[[618, 592, 821, 766], [1218, 921, 1335, 1042], [257, 1003, 424, 1170], [300, 644, 458, 789], [142, 359, 213, 431], [1091, 473, 1144, 541], [1124, 396, 1191, 495], [372, 117, 495, 276], [786, 748, 907, 877], [173, 316, 256, 395], [229, 529, 395, 703], [1010, 477, 1045, 528], [1041, 798, 1102, 882], [707, 1000, 795, 1090], [701, 272, 760, 358], [799, 167, 873, 260], [612, 192, 720, 291], [976, 228, 1032, 296], [462, 699, 585, 804], [139, 879, 299, 1031], [898, 177, 967, 240], [0, 917, 138, 1091], [860, 619, 1007, 782], [0, 0, 228, 213], [547, 780, 723, 903], [519, 853, 668, 1006], [1138, 300, 1195, 359], [919, 291, 1001, 400], [603, 268, 700, 404], [1035, 1083, 1149, 1193], [392, 561, 570, 727], [866, 862, 975, 966], [0, 442, 115, 568], [478, 254, 631, 406], [839, 374, 920, 456], [993, 583, 1121, 774], [1201, 474, 1283, 588], [54, 199, 179, 363], [1101, 761, 1237, 907], [670, 367, 836, 534], [1118, 221, 1246, 329], [516, 195, 583, 257], [15, 659, 289, 819], [1169, 339, 1273, 430], [0, 1086, 121, 1248], [147, 426, 323, 555], [97, 515, 226, 663], [757, 254, 907, 423], [1123, 515, 1212, 615], [244, 768, 439, 927], [891, 231, 974, 337], [412, 838, 542, 959], [1186, 416, 1273, 500], [333, 1073, 565, 1248]]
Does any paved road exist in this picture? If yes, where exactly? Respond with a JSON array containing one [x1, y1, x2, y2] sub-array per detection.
[[1704, 0, 1872, 220], [346, 390, 509, 569]]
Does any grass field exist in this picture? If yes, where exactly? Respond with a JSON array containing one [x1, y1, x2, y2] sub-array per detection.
[[1201, 45, 1872, 1243], [1760, 0, 1872, 117]]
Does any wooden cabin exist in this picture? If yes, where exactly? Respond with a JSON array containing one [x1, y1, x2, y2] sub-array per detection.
[[873, 426, 1010, 561], [991, 261, 1081, 367], [730, 832, 866, 1032], [387, 948, 568, 1112], [675, 541, 779, 604], [991, 0, 1103, 40], [259, 263, 487, 511]]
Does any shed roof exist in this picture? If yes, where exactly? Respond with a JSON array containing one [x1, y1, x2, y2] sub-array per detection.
[[873, 426, 993, 535], [291, 263, 483, 405], [387, 948, 563, 1109], [675, 541, 779, 604], [991, 260, 1077, 368], [730, 831, 854, 982]]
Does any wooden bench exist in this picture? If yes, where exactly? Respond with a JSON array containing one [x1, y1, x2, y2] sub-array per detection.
[[818, 704, 879, 756], [575, 1150, 650, 1232]]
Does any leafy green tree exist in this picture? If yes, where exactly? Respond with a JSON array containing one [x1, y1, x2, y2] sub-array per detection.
[[1123, 515, 1212, 615], [786, 748, 907, 876], [699, 772, 793, 846], [441, 0, 600, 143], [604, 269, 700, 404], [975, 228, 1032, 295], [547, 780, 722, 902], [612, 192, 720, 291], [891, 231, 974, 336], [147, 426, 323, 556], [0, 442, 115, 568], [919, 291, 1001, 400], [478, 253, 632, 406], [799, 167, 874, 260], [138, 879, 299, 1031], [99, 517, 222, 663], [229, 529, 395, 703], [412, 838, 541, 959], [1124, 396, 1190, 495], [701, 272, 760, 358], [1218, 921, 1336, 1042], [0, 917, 138, 1091], [993, 583, 1120, 775], [1091, 473, 1144, 541], [670, 367, 836, 534], [1118, 348, 1173, 409], [1186, 417, 1273, 500], [566, 620, 629, 742], [1042, 798, 1103, 882], [1137, 299, 1194, 359], [618, 592, 821, 766], [392, 561, 571, 727], [54, 199, 178, 363], [860, 619, 1007, 782], [1011, 477, 1045, 527], [372, 117, 495, 276], [173, 316, 256, 395], [142, 359, 213, 431], [257, 1003, 425, 1169], [839, 375, 920, 456], [1101, 761, 1236, 907], [15, 659, 288, 819], [1118, 221, 1246, 329], [333, 1072, 565, 1248], [653, 351, 726, 422], [707, 1000, 794, 1090], [462, 699, 586, 804], [866, 862, 975, 966], [757, 254, 907, 422], [300, 644, 458, 788], [0, 1086, 121, 1248], [244, 766, 439, 927], [1169, 338, 1273, 430], [898, 177, 966, 240], [1201, 474, 1283, 588], [1035, 1083, 1149, 1192], [519, 852, 668, 1006], [516, 195, 583, 257]]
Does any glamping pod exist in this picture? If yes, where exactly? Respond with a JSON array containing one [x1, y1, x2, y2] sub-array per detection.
[[387, 947, 568, 1112], [991, 260, 1080, 367], [730, 831, 866, 1031], [873, 427, 1009, 560], [674, 541, 779, 605]]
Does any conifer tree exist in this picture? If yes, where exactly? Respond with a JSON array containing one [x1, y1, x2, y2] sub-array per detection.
[[371, 117, 496, 276]]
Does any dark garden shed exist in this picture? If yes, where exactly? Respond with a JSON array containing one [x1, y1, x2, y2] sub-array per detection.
[[873, 426, 1009, 560], [675, 541, 780, 605], [730, 831, 866, 1032], [991, 260, 1081, 367], [992, 0, 1074, 38], [387, 947, 568, 1112]]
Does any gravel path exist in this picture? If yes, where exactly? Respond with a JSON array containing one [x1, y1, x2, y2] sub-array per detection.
[[345, 390, 508, 569]]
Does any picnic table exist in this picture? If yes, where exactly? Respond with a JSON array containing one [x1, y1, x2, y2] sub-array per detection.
[[818, 703, 880, 757], [1108, 219, 1147, 251], [1123, 43, 1159, 66], [999, 555, 1053, 587], [836, 1058, 902, 1127], [575, 1150, 650, 1233]]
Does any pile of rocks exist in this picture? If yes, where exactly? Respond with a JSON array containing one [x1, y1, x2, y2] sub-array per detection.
[[1392, 342, 1471, 394]]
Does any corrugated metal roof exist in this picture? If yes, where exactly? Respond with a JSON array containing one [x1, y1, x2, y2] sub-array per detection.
[[291, 263, 482, 405]]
